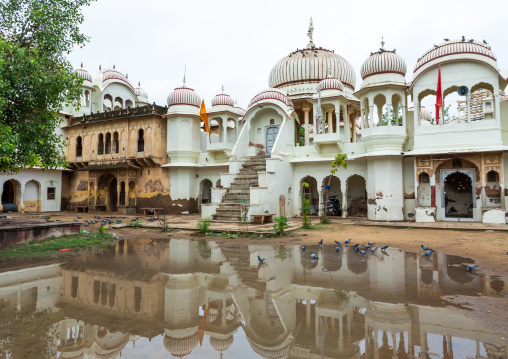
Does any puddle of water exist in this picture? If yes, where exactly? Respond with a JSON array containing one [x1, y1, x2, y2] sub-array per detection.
[[0, 238, 507, 358]]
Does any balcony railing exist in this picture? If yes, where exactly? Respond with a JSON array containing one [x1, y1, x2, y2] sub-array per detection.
[[70, 104, 167, 126]]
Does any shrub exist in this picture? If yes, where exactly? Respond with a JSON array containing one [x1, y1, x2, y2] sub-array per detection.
[[197, 217, 212, 234], [273, 216, 291, 236]]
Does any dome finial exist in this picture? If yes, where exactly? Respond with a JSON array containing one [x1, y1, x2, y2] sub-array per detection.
[[307, 16, 314, 47], [80, 62, 83, 69], [381, 36, 385, 50], [138, 81, 140, 87], [113, 64, 116, 69], [99, 64, 101, 70], [221, 84, 224, 93], [183, 75, 186, 85], [327, 67, 332, 77]]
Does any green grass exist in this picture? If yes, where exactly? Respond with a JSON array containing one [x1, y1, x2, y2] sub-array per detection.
[[298, 223, 343, 231], [0, 229, 118, 261]]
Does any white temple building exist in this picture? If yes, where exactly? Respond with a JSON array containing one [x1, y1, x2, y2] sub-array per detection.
[[5, 19, 508, 225]]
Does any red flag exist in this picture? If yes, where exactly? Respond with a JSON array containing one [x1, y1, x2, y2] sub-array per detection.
[[435, 65, 443, 124]]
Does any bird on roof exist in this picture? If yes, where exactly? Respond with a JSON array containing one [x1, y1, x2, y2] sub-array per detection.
[[462, 36, 465, 41], [370, 52, 374, 55], [483, 39, 488, 44], [434, 44, 439, 48], [469, 39, 474, 42], [257, 255, 265, 263], [444, 38, 450, 41]]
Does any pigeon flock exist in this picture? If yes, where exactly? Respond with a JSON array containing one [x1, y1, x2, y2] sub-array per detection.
[[258, 239, 480, 272]]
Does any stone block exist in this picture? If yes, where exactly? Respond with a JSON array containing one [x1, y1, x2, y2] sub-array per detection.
[[482, 209, 506, 225], [415, 207, 436, 222]]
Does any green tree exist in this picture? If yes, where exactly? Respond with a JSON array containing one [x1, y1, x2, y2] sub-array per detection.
[[322, 153, 348, 223], [0, 0, 95, 172]]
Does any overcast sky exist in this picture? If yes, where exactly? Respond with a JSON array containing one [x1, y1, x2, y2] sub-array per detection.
[[68, 0, 508, 110]]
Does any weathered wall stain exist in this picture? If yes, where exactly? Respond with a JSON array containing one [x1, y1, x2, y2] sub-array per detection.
[[144, 179, 165, 193], [76, 180, 88, 191]]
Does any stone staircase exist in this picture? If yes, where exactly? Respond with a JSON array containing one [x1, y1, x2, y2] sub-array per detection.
[[212, 156, 267, 222]]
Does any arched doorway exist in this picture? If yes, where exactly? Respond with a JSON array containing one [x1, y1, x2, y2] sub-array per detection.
[[322, 175, 342, 216], [300, 176, 318, 216], [346, 175, 367, 217], [110, 178, 118, 212], [198, 179, 213, 213], [24, 180, 40, 212], [441, 170, 474, 220], [2, 180, 20, 212]]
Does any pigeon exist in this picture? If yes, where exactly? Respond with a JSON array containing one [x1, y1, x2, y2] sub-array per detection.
[[381, 245, 389, 250], [462, 36, 465, 41], [300, 245, 307, 251], [363, 245, 371, 249], [318, 239, 323, 245], [310, 251, 319, 260], [335, 246, 341, 252], [467, 264, 478, 272], [116, 220, 122, 224], [131, 219, 136, 222], [421, 245, 431, 251], [334, 241, 341, 246], [353, 243, 359, 248], [368, 242, 375, 246], [359, 250, 367, 255], [444, 38, 450, 41], [257, 255, 265, 263], [434, 44, 439, 48], [77, 215, 81, 219], [96, 215, 101, 219], [345, 239, 351, 244], [74, 220, 78, 222], [354, 247, 359, 253], [424, 250, 434, 257], [370, 247, 378, 253], [483, 39, 488, 44], [469, 39, 474, 43]]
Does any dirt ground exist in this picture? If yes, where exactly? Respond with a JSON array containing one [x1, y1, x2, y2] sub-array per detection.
[[11, 212, 508, 281]]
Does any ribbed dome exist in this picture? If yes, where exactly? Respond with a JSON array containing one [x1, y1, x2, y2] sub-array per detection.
[[211, 93, 234, 107], [248, 88, 294, 108], [360, 51, 407, 80], [269, 47, 356, 90], [210, 336, 234, 351], [163, 333, 199, 358], [167, 82, 201, 108], [95, 68, 136, 92], [420, 106, 432, 121], [76, 66, 92, 83], [414, 39, 496, 73], [317, 75, 344, 91]]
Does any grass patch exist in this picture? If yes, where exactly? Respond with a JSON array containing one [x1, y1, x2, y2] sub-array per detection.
[[298, 223, 343, 231], [0, 229, 118, 261]]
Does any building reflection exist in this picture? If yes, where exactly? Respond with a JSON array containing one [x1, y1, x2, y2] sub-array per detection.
[[0, 238, 507, 358]]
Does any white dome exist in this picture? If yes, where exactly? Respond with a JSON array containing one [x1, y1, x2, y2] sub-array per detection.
[[248, 88, 294, 108], [210, 336, 234, 352], [134, 82, 148, 100], [93, 67, 136, 92], [211, 93, 234, 107], [420, 106, 432, 121], [317, 75, 344, 91], [360, 50, 407, 80], [269, 47, 356, 91], [167, 83, 201, 108], [76, 66, 92, 83], [414, 39, 497, 75], [163, 333, 199, 357]]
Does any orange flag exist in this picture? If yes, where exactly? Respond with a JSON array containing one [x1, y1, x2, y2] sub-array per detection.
[[200, 100, 209, 132]]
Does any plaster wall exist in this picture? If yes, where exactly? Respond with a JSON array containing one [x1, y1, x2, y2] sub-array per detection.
[[249, 108, 283, 148], [0, 169, 63, 212], [403, 157, 416, 220], [367, 156, 404, 221], [102, 83, 137, 111]]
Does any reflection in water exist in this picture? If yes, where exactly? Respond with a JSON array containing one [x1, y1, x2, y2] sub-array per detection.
[[0, 238, 507, 358]]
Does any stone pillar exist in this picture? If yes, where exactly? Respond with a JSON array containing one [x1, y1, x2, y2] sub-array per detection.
[[338, 316, 344, 352], [19, 183, 25, 213], [222, 117, 228, 145], [344, 107, 350, 143], [306, 300, 311, 329], [342, 192, 348, 218], [369, 105, 375, 128], [318, 190, 323, 217], [303, 106, 311, 146], [414, 101, 420, 128], [402, 105, 406, 128], [327, 109, 333, 133], [116, 181, 121, 209], [352, 114, 357, 142], [335, 104, 341, 142], [387, 104, 392, 126]]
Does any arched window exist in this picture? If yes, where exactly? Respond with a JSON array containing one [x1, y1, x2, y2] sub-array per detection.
[[98, 133, 104, 155], [113, 132, 119, 154], [137, 129, 144, 152], [105, 133, 112, 154], [125, 99, 133, 108], [114, 97, 123, 110], [76, 136, 82, 157], [103, 94, 113, 111]]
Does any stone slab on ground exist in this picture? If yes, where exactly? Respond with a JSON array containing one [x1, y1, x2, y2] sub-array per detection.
[[359, 220, 508, 231]]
